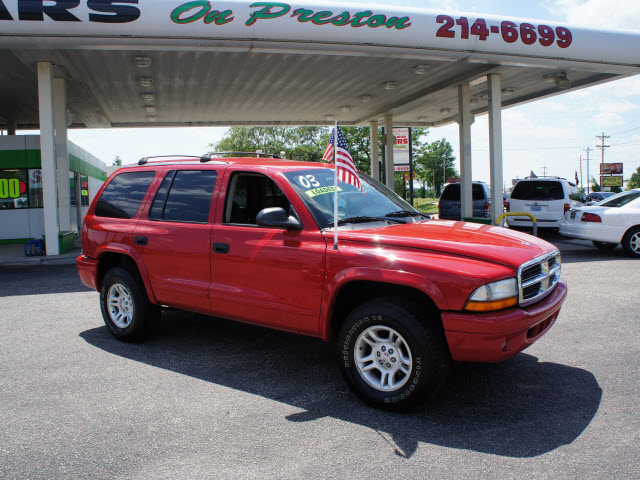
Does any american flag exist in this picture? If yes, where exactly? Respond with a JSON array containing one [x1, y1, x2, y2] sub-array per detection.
[[322, 125, 364, 193]]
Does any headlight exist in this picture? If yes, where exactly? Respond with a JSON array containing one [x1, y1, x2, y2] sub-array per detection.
[[465, 278, 518, 312]]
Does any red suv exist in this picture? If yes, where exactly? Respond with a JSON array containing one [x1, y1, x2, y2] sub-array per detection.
[[77, 156, 567, 411]]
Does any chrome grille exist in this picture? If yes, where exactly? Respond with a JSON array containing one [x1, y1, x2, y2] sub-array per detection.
[[518, 251, 561, 306]]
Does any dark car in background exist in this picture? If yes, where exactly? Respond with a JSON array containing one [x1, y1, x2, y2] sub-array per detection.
[[438, 182, 491, 220], [585, 191, 616, 205]]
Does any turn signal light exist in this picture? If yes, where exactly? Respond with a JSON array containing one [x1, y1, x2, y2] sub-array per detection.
[[564, 204, 571, 214], [465, 297, 518, 312], [581, 213, 602, 223]]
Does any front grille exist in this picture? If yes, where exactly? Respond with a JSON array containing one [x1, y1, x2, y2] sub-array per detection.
[[521, 264, 542, 284], [518, 251, 561, 306], [523, 283, 541, 300]]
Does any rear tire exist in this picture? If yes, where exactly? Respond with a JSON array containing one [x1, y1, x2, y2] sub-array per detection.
[[100, 267, 159, 341], [622, 227, 640, 258], [592, 241, 617, 252], [337, 298, 450, 411]]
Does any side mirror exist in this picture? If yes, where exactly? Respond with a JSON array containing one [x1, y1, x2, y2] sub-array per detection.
[[256, 207, 302, 230]]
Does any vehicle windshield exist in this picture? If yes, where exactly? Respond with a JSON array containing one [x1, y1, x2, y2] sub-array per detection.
[[441, 183, 487, 201], [598, 191, 640, 208], [511, 181, 564, 201], [283, 168, 422, 229]]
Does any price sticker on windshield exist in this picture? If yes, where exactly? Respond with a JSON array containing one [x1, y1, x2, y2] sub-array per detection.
[[305, 186, 342, 198]]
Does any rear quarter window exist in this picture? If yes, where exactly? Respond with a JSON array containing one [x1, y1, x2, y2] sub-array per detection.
[[94, 171, 156, 219], [511, 181, 564, 201]]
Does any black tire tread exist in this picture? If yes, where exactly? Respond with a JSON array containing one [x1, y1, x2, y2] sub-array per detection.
[[99, 267, 159, 342], [337, 297, 450, 411]]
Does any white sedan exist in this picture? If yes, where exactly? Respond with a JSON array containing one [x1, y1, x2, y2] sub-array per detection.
[[559, 189, 640, 258]]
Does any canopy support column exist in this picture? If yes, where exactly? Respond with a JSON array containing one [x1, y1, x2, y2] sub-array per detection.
[[488, 74, 504, 225], [37, 62, 60, 256], [54, 77, 71, 232], [457, 85, 474, 219], [7, 122, 16, 135], [384, 114, 394, 190], [369, 120, 379, 182]]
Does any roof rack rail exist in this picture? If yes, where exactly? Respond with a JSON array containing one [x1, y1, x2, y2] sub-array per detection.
[[201, 151, 282, 162], [138, 155, 201, 166]]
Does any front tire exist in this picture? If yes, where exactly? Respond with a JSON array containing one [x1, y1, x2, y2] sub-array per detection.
[[100, 267, 159, 341], [622, 227, 640, 258], [337, 298, 450, 411]]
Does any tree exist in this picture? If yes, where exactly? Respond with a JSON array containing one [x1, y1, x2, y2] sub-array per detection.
[[413, 138, 458, 196], [211, 126, 326, 162], [113, 155, 122, 166], [590, 176, 601, 192], [628, 166, 640, 189]]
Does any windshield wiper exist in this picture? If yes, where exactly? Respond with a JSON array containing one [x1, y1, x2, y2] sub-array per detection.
[[385, 210, 430, 219], [337, 216, 406, 225]]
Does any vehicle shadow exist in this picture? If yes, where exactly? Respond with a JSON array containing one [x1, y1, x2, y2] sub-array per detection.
[[0, 265, 93, 297], [80, 311, 602, 459]]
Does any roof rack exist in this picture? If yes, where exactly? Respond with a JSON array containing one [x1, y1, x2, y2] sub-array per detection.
[[201, 151, 282, 163], [138, 155, 202, 166]]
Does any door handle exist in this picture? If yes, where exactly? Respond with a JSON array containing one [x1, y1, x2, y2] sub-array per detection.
[[135, 236, 148, 246], [213, 243, 230, 254]]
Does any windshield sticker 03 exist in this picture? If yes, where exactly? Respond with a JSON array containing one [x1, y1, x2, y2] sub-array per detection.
[[170, 1, 412, 29]]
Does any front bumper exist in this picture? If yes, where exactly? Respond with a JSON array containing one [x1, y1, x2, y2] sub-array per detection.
[[77, 254, 99, 291], [441, 280, 567, 362]]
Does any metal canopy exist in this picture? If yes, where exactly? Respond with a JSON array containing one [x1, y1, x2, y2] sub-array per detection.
[[0, 0, 639, 130]]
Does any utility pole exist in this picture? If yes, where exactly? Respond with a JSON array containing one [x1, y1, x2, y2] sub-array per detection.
[[584, 147, 592, 194], [579, 155, 583, 190], [541, 166, 548, 177], [596, 132, 610, 165], [596, 132, 610, 190]]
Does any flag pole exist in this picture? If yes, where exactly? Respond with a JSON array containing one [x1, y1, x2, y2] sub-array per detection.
[[333, 121, 339, 250]]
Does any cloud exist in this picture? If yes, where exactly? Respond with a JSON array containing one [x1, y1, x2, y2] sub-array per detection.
[[588, 112, 625, 128], [546, 0, 640, 31]]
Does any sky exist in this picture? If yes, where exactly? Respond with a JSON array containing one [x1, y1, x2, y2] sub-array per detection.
[[62, 0, 640, 189]]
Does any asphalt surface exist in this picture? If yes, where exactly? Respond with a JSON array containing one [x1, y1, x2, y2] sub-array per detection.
[[0, 232, 638, 479]]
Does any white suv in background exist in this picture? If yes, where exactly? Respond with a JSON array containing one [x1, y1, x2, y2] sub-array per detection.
[[507, 177, 582, 230]]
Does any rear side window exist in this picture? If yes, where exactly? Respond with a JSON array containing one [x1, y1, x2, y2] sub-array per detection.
[[600, 191, 640, 208], [511, 181, 564, 201], [149, 170, 218, 224], [440, 184, 486, 201], [94, 171, 156, 219]]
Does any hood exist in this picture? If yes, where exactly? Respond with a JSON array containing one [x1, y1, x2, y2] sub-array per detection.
[[324, 220, 557, 269]]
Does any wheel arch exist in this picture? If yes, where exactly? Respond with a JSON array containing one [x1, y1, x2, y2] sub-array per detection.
[[323, 276, 443, 342], [96, 247, 157, 304]]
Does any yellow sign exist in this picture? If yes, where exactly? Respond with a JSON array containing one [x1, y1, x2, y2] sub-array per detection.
[[601, 176, 623, 187], [305, 186, 342, 197]]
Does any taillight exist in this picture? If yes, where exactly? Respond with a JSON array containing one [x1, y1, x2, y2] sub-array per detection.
[[564, 204, 571, 215], [484, 202, 489, 214], [506, 202, 510, 212], [581, 213, 602, 223]]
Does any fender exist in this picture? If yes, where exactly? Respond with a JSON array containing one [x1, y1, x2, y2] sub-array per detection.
[[319, 267, 448, 341], [96, 243, 158, 304]]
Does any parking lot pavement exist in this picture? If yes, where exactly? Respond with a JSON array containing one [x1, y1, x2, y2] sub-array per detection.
[[0, 236, 638, 480]]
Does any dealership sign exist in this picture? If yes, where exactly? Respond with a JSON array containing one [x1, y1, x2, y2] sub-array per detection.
[[601, 176, 623, 187], [600, 163, 623, 175], [1, 1, 639, 68]]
